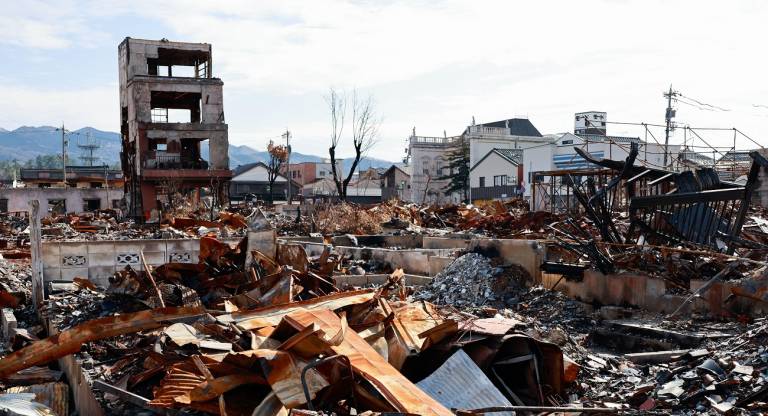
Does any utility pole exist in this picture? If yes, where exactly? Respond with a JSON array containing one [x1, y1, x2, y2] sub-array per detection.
[[283, 130, 292, 204], [104, 164, 110, 209], [60, 123, 68, 188], [663, 86, 678, 167]]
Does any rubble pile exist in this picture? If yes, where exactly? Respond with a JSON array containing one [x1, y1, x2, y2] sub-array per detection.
[[563, 317, 768, 413], [0, 258, 38, 345], [40, 210, 249, 241], [2, 158, 768, 414], [0, 237, 596, 416], [0, 213, 30, 259], [266, 199, 552, 238], [0, 213, 28, 240], [416, 253, 508, 308]]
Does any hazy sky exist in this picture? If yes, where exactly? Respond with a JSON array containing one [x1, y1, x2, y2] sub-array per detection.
[[1, 0, 767, 161]]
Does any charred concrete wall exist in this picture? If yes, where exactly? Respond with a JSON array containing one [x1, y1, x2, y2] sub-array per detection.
[[540, 270, 768, 317]]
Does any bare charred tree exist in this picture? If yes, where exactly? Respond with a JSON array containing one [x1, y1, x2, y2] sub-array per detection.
[[327, 88, 380, 201], [266, 140, 289, 203]]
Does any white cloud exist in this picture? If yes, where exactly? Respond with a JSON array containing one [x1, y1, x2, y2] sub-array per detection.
[[0, 83, 117, 131], [0, 0, 110, 49], [2, 0, 768, 160]]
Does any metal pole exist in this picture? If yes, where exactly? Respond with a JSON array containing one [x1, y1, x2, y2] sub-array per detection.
[[285, 130, 291, 204], [61, 123, 67, 188], [104, 165, 109, 209], [663, 86, 676, 167], [733, 128, 737, 180], [644, 124, 648, 162]]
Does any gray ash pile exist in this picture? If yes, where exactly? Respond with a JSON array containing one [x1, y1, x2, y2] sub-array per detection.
[[416, 253, 506, 308]]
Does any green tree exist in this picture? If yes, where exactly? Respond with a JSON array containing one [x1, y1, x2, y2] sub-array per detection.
[[437, 137, 470, 203]]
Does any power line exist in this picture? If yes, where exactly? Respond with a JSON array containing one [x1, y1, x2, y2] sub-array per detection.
[[677, 93, 730, 112]]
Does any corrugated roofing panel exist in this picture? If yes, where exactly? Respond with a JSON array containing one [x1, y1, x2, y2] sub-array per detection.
[[417, 349, 514, 414]]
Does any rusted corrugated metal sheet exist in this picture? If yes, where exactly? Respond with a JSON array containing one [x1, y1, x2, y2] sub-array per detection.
[[220, 289, 375, 330], [283, 309, 453, 416], [0, 306, 204, 378]]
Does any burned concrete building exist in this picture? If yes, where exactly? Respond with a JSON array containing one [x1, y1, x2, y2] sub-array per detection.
[[118, 38, 231, 219]]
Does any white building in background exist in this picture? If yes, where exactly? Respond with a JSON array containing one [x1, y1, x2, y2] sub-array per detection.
[[463, 118, 556, 199], [406, 133, 462, 205], [554, 109, 681, 171], [469, 148, 525, 200], [404, 112, 683, 204]]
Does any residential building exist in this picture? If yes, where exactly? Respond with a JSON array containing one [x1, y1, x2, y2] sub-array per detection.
[[20, 166, 124, 189], [302, 177, 382, 204], [407, 112, 691, 203], [118, 37, 231, 220], [282, 159, 344, 188], [381, 165, 411, 201], [553, 132, 677, 171], [464, 118, 555, 200], [407, 133, 462, 205], [229, 162, 299, 201], [470, 148, 524, 200]]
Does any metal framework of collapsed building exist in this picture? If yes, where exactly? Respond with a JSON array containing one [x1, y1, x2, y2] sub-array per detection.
[[535, 144, 768, 258]]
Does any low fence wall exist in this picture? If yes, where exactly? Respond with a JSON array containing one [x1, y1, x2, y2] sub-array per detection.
[[41, 238, 242, 287]]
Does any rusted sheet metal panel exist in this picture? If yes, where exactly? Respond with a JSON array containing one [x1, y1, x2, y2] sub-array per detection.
[[149, 361, 215, 413], [387, 300, 444, 353], [276, 243, 309, 274], [0, 306, 204, 378], [416, 350, 513, 414], [460, 317, 522, 336], [284, 309, 453, 416], [207, 349, 327, 408], [220, 289, 375, 330]]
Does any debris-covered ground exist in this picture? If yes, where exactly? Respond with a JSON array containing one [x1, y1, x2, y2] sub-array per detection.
[[1, 190, 768, 414]]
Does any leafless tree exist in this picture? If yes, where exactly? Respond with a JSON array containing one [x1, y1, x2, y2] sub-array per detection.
[[327, 88, 380, 201]]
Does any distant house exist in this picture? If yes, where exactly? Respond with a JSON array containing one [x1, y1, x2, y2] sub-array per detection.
[[302, 176, 382, 204], [281, 159, 344, 188], [470, 148, 523, 201], [230, 162, 300, 201], [381, 165, 410, 201]]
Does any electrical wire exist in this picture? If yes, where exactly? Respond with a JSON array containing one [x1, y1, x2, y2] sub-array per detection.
[[677, 93, 730, 112]]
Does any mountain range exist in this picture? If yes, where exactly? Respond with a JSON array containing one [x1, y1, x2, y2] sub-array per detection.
[[0, 126, 399, 173]]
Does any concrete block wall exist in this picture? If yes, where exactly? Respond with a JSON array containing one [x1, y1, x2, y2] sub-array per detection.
[[42, 239, 205, 287]]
